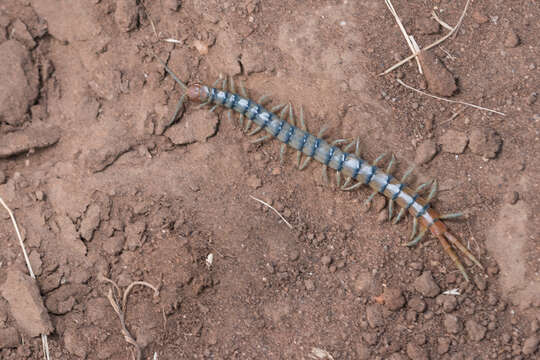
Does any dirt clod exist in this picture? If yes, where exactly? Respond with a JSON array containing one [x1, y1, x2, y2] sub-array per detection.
[[418, 51, 457, 97], [63, 326, 88, 358], [406, 342, 429, 360], [383, 287, 406, 311], [415, 140, 438, 165], [437, 337, 451, 355], [115, 0, 139, 32], [465, 319, 487, 342], [0, 269, 53, 337], [416, 16, 440, 35], [366, 304, 384, 328], [439, 130, 468, 154], [414, 271, 440, 297], [469, 128, 502, 159], [522, 335, 539, 355], [165, 109, 218, 145], [504, 191, 519, 205], [408, 297, 426, 313], [80, 203, 101, 241], [472, 11, 489, 24], [0, 327, 19, 349], [0, 125, 61, 159], [444, 314, 462, 334]]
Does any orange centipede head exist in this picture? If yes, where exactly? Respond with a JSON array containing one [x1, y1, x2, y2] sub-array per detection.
[[186, 84, 209, 102]]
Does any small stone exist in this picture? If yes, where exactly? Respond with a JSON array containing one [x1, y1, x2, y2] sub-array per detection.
[[406, 309, 417, 322], [0, 269, 53, 336], [80, 203, 101, 241], [288, 249, 299, 262], [439, 130, 468, 154], [0, 327, 19, 349], [437, 337, 451, 355], [444, 314, 462, 334], [437, 295, 458, 313], [383, 287, 406, 311], [527, 93, 538, 105], [406, 343, 428, 360], [522, 335, 539, 355], [504, 30, 520, 48], [469, 128, 502, 159], [465, 320, 486, 342], [414, 271, 440, 297], [304, 279, 315, 291], [246, 174, 262, 189], [366, 304, 384, 328], [472, 11, 489, 24], [504, 191, 519, 205], [321, 255, 332, 266], [408, 297, 426, 313], [415, 140, 438, 165]]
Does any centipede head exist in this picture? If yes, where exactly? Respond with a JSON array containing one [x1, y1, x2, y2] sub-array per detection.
[[186, 84, 209, 102]]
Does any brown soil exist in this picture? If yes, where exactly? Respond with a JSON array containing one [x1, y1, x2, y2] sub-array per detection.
[[1, 0, 539, 359]]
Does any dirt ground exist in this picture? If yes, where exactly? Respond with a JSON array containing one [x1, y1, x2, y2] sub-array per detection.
[[0, 0, 539, 359]]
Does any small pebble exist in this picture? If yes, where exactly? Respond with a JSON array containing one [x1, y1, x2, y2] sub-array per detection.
[[504, 30, 520, 48], [406, 343, 428, 360], [527, 92, 538, 105], [408, 297, 426, 313], [472, 11, 489, 24], [321, 255, 332, 266], [304, 279, 315, 291], [444, 314, 462, 334], [437, 337, 451, 355], [504, 191, 519, 205]]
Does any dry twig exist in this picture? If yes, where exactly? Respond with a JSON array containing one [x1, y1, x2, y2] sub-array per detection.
[[380, 0, 471, 76], [0, 196, 50, 360], [396, 79, 505, 116], [250, 195, 293, 229]]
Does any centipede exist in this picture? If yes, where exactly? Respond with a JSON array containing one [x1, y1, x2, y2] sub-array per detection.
[[157, 57, 483, 282]]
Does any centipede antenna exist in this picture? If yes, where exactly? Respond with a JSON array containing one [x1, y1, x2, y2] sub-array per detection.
[[439, 212, 463, 220], [426, 180, 438, 202], [407, 228, 427, 246], [239, 80, 248, 97], [197, 101, 210, 109], [385, 154, 396, 174], [156, 57, 188, 91], [393, 207, 406, 224], [444, 232, 483, 269], [373, 153, 387, 166], [251, 135, 271, 144], [410, 217, 418, 240], [167, 93, 186, 127]]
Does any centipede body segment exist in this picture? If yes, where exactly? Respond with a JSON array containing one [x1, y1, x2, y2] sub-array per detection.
[[159, 58, 483, 282]]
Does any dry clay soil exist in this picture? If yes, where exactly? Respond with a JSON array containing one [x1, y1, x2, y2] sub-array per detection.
[[0, 0, 539, 359]]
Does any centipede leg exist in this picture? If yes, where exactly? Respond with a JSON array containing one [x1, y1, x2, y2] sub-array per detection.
[[437, 234, 470, 282], [407, 227, 427, 246], [251, 135, 271, 144], [426, 181, 438, 203], [297, 106, 306, 168], [393, 208, 406, 224], [410, 217, 418, 240], [439, 212, 463, 220], [385, 154, 396, 219], [444, 231, 483, 269]]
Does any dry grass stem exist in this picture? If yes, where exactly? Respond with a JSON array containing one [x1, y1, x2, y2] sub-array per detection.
[[163, 38, 182, 44], [432, 11, 454, 31], [249, 195, 293, 229], [101, 276, 160, 360], [380, 0, 471, 76], [0, 195, 50, 360], [396, 79, 505, 116], [384, 0, 423, 74]]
